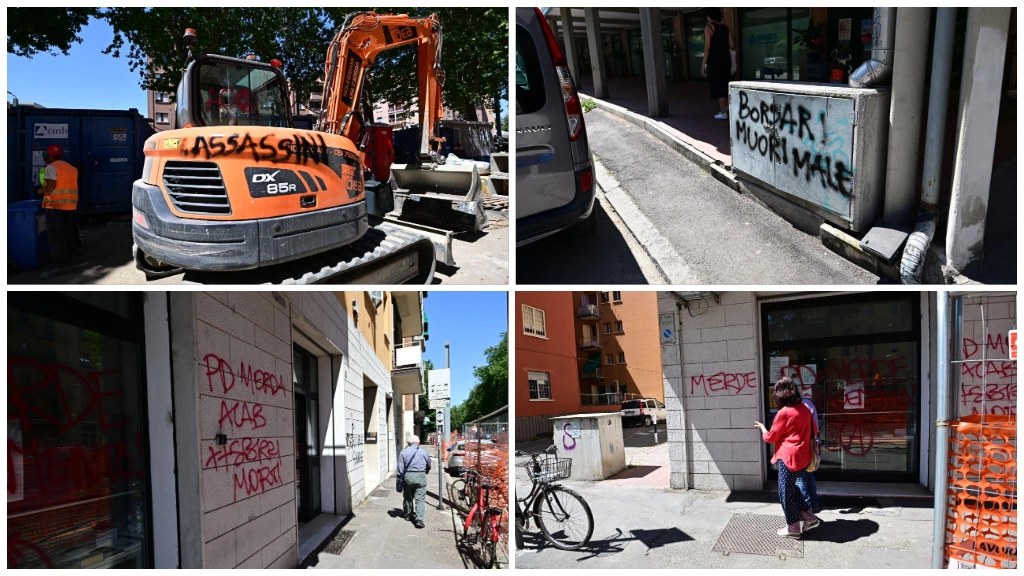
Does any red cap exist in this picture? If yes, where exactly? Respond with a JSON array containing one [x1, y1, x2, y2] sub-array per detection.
[[46, 144, 63, 157]]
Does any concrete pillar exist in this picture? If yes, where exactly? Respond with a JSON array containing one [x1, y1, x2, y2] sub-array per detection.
[[584, 8, 609, 98], [640, 7, 668, 117], [560, 9, 580, 83], [882, 8, 932, 225], [945, 8, 1011, 272]]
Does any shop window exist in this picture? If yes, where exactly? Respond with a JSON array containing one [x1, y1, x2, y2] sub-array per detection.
[[8, 293, 151, 568], [683, 9, 709, 82], [761, 293, 921, 482], [739, 8, 811, 81]]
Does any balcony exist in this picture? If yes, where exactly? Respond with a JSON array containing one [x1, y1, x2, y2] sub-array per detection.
[[577, 303, 600, 319], [578, 336, 602, 350], [580, 367, 604, 381], [580, 391, 639, 407], [392, 341, 424, 395]]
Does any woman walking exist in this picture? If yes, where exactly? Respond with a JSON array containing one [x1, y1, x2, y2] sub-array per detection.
[[701, 8, 734, 120], [756, 377, 820, 538]]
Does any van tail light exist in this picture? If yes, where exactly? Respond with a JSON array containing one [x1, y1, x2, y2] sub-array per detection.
[[534, 8, 584, 141], [638, 405, 645, 415]]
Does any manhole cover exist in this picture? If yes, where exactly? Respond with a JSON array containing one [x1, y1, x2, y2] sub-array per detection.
[[321, 530, 357, 555], [482, 197, 509, 211], [370, 487, 391, 498], [712, 514, 803, 558]]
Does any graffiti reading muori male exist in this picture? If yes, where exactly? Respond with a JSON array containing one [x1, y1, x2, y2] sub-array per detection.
[[734, 90, 854, 197]]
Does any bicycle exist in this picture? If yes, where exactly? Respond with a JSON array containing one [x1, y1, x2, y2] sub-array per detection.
[[460, 468, 502, 569], [449, 466, 481, 513], [515, 446, 594, 550]]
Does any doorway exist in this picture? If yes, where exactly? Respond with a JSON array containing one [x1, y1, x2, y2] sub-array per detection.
[[760, 293, 922, 482], [293, 344, 322, 523]]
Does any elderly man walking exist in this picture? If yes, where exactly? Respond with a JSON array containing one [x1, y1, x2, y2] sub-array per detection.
[[398, 435, 432, 529]]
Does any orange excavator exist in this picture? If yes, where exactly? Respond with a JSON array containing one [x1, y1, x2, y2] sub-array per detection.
[[131, 12, 477, 283]]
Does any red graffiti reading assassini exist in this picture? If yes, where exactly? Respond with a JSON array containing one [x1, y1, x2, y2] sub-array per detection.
[[218, 399, 267, 430], [690, 372, 757, 395], [203, 353, 286, 397]]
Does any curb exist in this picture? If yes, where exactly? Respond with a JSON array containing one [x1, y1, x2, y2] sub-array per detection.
[[580, 92, 742, 194], [592, 158, 701, 285]]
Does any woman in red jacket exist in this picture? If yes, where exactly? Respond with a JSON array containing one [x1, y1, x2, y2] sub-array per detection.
[[756, 376, 820, 538]]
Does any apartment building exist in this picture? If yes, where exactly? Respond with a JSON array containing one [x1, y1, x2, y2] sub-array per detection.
[[7, 291, 426, 569]]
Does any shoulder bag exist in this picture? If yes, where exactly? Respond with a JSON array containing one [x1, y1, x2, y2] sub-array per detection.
[[805, 416, 821, 473]]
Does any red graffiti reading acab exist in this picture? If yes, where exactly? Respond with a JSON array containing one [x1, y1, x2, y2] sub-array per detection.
[[218, 400, 267, 430]]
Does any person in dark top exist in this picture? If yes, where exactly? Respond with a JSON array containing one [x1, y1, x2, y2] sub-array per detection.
[[701, 8, 735, 120]]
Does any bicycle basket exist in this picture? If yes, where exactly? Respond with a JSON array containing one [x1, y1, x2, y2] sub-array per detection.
[[522, 456, 571, 482]]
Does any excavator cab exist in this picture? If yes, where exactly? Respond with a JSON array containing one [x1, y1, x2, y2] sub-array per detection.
[[174, 55, 292, 130]]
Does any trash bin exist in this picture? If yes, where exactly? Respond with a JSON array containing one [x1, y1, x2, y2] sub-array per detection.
[[551, 413, 626, 480], [7, 199, 50, 272]]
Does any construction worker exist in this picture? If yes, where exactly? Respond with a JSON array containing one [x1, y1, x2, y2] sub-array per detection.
[[36, 144, 79, 279]]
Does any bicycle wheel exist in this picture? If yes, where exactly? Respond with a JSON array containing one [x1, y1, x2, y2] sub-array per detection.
[[533, 486, 594, 550], [450, 478, 471, 512], [478, 510, 498, 568]]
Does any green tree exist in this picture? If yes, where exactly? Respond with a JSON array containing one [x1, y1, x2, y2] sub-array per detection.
[[500, 115, 509, 132], [459, 332, 508, 423], [7, 8, 99, 57], [8, 7, 508, 120]]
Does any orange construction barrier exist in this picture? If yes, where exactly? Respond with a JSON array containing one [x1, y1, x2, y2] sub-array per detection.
[[944, 415, 1017, 569]]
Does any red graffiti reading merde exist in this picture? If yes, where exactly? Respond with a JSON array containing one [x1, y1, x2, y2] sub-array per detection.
[[203, 353, 286, 397], [690, 372, 757, 395]]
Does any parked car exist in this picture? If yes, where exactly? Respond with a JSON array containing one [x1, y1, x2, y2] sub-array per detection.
[[515, 7, 596, 247], [446, 439, 496, 477], [621, 399, 667, 427]]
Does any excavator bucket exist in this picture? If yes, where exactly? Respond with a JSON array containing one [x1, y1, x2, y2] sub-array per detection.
[[389, 164, 486, 233]]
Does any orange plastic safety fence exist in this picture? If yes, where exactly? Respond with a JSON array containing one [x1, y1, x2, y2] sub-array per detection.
[[456, 432, 510, 554], [944, 415, 1017, 570]]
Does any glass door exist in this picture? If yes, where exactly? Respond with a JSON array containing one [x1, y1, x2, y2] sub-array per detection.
[[761, 293, 922, 482], [8, 293, 152, 568], [293, 344, 321, 523]]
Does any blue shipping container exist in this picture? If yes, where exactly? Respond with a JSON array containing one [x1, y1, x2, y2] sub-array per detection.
[[7, 106, 155, 214]]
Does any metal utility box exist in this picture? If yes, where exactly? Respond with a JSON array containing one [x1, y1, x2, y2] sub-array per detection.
[[8, 106, 155, 214], [551, 413, 626, 480], [729, 81, 891, 232]]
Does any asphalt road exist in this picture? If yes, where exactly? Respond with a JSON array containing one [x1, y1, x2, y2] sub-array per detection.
[[574, 109, 880, 284], [9, 212, 508, 285], [517, 195, 666, 284]]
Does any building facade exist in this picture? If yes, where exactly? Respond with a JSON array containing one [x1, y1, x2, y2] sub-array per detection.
[[658, 291, 1015, 493], [7, 291, 426, 569], [575, 291, 662, 407]]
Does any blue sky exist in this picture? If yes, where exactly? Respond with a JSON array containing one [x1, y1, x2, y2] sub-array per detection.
[[423, 291, 507, 406], [7, 18, 508, 118]]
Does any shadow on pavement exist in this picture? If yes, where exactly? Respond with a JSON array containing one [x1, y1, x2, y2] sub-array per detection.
[[608, 466, 661, 481], [298, 515, 354, 568], [521, 525, 695, 561], [629, 527, 694, 549], [803, 518, 880, 544], [517, 201, 650, 284]]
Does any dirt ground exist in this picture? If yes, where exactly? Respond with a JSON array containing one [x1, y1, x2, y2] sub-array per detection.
[[9, 210, 508, 286]]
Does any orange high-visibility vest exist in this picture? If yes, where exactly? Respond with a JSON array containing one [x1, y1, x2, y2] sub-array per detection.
[[43, 160, 78, 210]]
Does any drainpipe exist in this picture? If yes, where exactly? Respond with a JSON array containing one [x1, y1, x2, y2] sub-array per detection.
[[849, 8, 897, 87], [930, 292, 952, 568], [900, 8, 958, 283]]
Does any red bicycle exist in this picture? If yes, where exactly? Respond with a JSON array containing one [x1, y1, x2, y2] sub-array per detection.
[[461, 468, 502, 568]]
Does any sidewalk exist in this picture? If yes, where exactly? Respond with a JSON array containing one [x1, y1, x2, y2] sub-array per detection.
[[306, 446, 505, 569], [578, 76, 732, 165], [514, 473, 933, 569]]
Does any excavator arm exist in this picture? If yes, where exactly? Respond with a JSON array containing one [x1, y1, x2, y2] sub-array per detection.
[[317, 12, 444, 162]]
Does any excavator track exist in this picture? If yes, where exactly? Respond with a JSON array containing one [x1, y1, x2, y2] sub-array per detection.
[[176, 220, 435, 284]]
